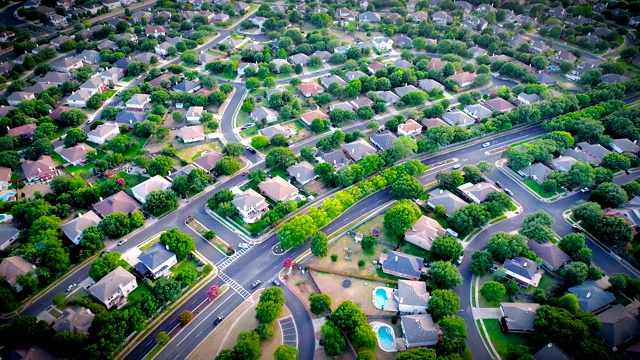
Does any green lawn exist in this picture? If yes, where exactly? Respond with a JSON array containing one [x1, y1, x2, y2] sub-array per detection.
[[241, 127, 259, 138], [523, 178, 561, 198], [478, 273, 511, 308], [122, 76, 134, 82], [127, 280, 153, 304], [218, 72, 237, 81], [67, 150, 107, 174], [484, 319, 530, 358], [355, 214, 401, 244], [50, 151, 66, 166], [398, 242, 431, 260], [170, 258, 200, 276], [104, 89, 117, 98], [120, 133, 144, 160], [116, 172, 149, 190], [236, 111, 254, 127], [269, 168, 288, 179]]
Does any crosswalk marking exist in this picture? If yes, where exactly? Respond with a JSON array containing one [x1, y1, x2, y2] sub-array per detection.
[[218, 271, 251, 300], [215, 245, 252, 269]]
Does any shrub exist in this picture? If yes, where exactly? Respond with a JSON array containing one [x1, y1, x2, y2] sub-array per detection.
[[331, 254, 338, 262]]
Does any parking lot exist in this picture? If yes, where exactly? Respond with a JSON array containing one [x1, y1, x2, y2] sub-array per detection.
[[279, 316, 297, 348]]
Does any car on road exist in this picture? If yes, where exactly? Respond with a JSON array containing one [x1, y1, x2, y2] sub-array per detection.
[[495, 181, 502, 188], [117, 239, 128, 246], [452, 164, 461, 169], [504, 189, 514, 197], [580, 188, 590, 193], [238, 242, 250, 249], [213, 315, 224, 326], [482, 142, 491, 148], [245, 146, 257, 154], [66, 284, 76, 292], [245, 123, 255, 128], [250, 280, 261, 289], [456, 255, 463, 265], [100, 250, 110, 257], [271, 279, 281, 286], [242, 171, 248, 176]]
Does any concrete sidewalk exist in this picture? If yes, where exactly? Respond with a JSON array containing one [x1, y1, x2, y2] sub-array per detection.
[[472, 307, 502, 320]]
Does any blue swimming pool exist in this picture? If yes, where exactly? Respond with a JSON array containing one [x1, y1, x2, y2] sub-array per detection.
[[378, 326, 395, 350], [375, 288, 388, 309], [0, 191, 15, 201], [548, 66, 559, 71]]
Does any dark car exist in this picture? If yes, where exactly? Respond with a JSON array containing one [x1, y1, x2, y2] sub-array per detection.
[[245, 146, 257, 154], [271, 279, 281, 286], [251, 280, 261, 289], [495, 181, 502, 188], [504, 189, 514, 197], [213, 315, 224, 326]]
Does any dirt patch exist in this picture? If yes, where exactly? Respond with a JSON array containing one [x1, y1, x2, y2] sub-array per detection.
[[174, 143, 222, 163], [310, 270, 387, 316], [303, 180, 330, 198], [20, 183, 53, 200], [283, 270, 317, 318], [308, 235, 388, 279]]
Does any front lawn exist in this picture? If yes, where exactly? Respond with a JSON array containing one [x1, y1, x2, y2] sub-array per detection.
[[120, 133, 144, 160], [354, 214, 401, 245], [268, 168, 288, 179], [122, 76, 134, 82], [484, 319, 530, 358], [104, 90, 117, 98], [116, 172, 149, 190], [67, 150, 107, 174], [170, 258, 201, 276], [523, 178, 561, 199], [241, 126, 258, 138]]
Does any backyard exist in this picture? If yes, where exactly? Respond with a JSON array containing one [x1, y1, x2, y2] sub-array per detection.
[[116, 172, 149, 190], [127, 279, 153, 304], [174, 142, 223, 163], [310, 270, 389, 316], [484, 319, 530, 358], [523, 178, 562, 199], [170, 257, 201, 276]]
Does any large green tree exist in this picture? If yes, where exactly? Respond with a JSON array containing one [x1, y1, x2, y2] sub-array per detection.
[[431, 235, 463, 262], [160, 228, 196, 261], [428, 289, 460, 321], [88, 252, 128, 281], [383, 200, 422, 238], [438, 316, 468, 355], [279, 215, 317, 249], [428, 261, 463, 289]]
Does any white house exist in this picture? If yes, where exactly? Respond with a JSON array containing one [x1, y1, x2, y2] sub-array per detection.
[[135, 243, 177, 279], [185, 106, 204, 124], [231, 188, 268, 223], [177, 125, 206, 143], [395, 280, 430, 314], [65, 90, 92, 108], [372, 37, 393, 51], [126, 94, 151, 111], [0, 167, 11, 190], [87, 123, 120, 145], [398, 119, 423, 137], [251, 106, 278, 123], [60, 211, 101, 245], [89, 267, 137, 309], [0, 225, 20, 251], [131, 175, 171, 203]]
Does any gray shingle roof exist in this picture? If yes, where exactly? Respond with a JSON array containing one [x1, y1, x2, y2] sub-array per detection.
[[500, 302, 540, 332], [568, 280, 616, 312], [369, 130, 398, 151], [597, 304, 640, 348], [502, 256, 537, 280], [381, 250, 424, 279], [527, 240, 571, 271], [138, 242, 176, 272], [401, 314, 439, 347]]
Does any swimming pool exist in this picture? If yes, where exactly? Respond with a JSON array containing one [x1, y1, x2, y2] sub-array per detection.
[[548, 66, 559, 72], [377, 325, 395, 350], [0, 215, 4, 221], [0, 191, 15, 201], [375, 288, 388, 309]]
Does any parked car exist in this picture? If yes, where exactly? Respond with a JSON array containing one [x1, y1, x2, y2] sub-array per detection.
[[213, 315, 224, 326], [271, 279, 281, 286], [100, 249, 110, 257], [495, 181, 502, 188], [245, 146, 257, 154], [456, 255, 463, 265], [250, 280, 261, 289], [580, 188, 590, 193], [117, 239, 128, 246], [238, 242, 250, 249], [504, 189, 514, 197], [482, 142, 491, 148], [66, 284, 76, 292], [452, 164, 461, 169]]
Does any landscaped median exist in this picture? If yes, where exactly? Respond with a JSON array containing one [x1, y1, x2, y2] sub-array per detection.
[[185, 216, 235, 256]]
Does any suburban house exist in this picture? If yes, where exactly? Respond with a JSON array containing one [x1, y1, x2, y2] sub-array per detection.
[[39, 71, 72, 85], [517, 92, 543, 105], [427, 189, 467, 217], [167, 164, 196, 182], [259, 124, 297, 140], [401, 314, 440, 348], [394, 85, 421, 98], [370, 130, 398, 151], [289, 53, 310, 66], [358, 11, 380, 23], [520, 163, 553, 184], [7, 92, 36, 106], [98, 67, 124, 84], [448, 72, 477, 87], [367, 61, 385, 73], [193, 151, 224, 173], [372, 37, 393, 51], [231, 188, 268, 223], [596, 304, 640, 350], [76, 50, 101, 65], [432, 11, 453, 25], [185, 106, 204, 124], [93, 191, 141, 218], [395, 280, 430, 314], [442, 110, 475, 127], [576, 142, 611, 165], [300, 109, 329, 127], [411, 11, 428, 22], [345, 71, 367, 81], [0, 224, 20, 251], [396, 35, 413, 47], [568, 280, 616, 313], [458, 182, 499, 203], [287, 161, 317, 185], [527, 240, 571, 271], [22, 155, 58, 183], [251, 16, 266, 28], [61, 211, 101, 245], [251, 106, 279, 123], [379, 250, 425, 280], [51, 57, 83, 73], [0, 167, 10, 190], [398, 119, 423, 137], [65, 90, 92, 108], [52, 307, 95, 334], [330, 101, 355, 112], [342, 138, 378, 161], [500, 302, 541, 333], [131, 175, 171, 203], [87, 123, 120, 145], [373, 91, 401, 106], [177, 125, 206, 143], [315, 149, 349, 168], [429, 58, 448, 70], [610, 139, 640, 154], [258, 177, 299, 202], [8, 123, 37, 139], [56, 143, 92, 166], [145, 25, 166, 37], [173, 80, 201, 93], [418, 79, 445, 92], [533, 343, 572, 360], [463, 104, 492, 120], [320, 75, 347, 89], [135, 243, 178, 279], [336, 7, 358, 22], [0, 256, 35, 292], [126, 94, 151, 111], [80, 77, 109, 94], [351, 97, 374, 109], [484, 97, 515, 113], [116, 111, 148, 126], [404, 215, 446, 251], [237, 62, 257, 76], [502, 256, 540, 287], [89, 267, 137, 309]]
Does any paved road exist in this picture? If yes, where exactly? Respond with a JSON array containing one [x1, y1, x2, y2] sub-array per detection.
[[525, 34, 604, 64]]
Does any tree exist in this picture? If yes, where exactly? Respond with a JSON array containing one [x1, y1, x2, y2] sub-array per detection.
[[383, 200, 422, 238], [88, 252, 127, 281], [79, 226, 106, 255], [311, 13, 332, 28], [438, 316, 468, 355], [609, 274, 628, 292], [274, 345, 299, 360], [331, 300, 368, 334], [59, 108, 88, 126], [147, 155, 174, 176], [310, 232, 328, 257], [176, 268, 198, 287], [520, 211, 555, 242], [99, 212, 131, 238], [154, 277, 182, 305], [251, 135, 269, 149], [214, 157, 241, 176], [470, 251, 494, 275], [390, 174, 424, 200], [534, 305, 590, 347], [25, 138, 54, 160], [321, 321, 346, 356], [397, 348, 437, 360], [572, 201, 603, 226], [130, 210, 145, 228], [310, 118, 330, 133], [231, 330, 262, 360], [570, 161, 596, 189], [360, 235, 377, 254], [590, 182, 628, 208], [486, 232, 528, 262], [559, 233, 587, 257], [505, 148, 534, 171], [255, 287, 285, 324], [143, 190, 179, 216], [480, 281, 506, 302], [462, 165, 484, 184], [602, 152, 631, 172], [248, 170, 267, 183], [207, 285, 220, 301], [266, 147, 297, 170], [279, 215, 317, 249], [436, 170, 465, 190], [447, 203, 489, 236], [428, 289, 460, 321], [160, 228, 196, 261], [178, 310, 194, 325], [429, 261, 463, 289], [431, 235, 463, 262], [309, 293, 332, 315], [594, 216, 634, 252], [16, 272, 38, 294], [223, 143, 245, 157]]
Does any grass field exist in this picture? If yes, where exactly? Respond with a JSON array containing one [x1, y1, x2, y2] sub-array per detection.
[[116, 172, 149, 190], [523, 178, 561, 198], [484, 319, 530, 358], [170, 258, 200, 276], [120, 133, 144, 160], [127, 279, 153, 304], [122, 76, 134, 82]]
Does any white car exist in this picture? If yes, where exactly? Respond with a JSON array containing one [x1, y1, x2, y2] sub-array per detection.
[[482, 142, 491, 148], [117, 239, 128, 246], [452, 164, 461, 169], [238, 242, 250, 249], [580, 188, 590, 193], [66, 283, 76, 292]]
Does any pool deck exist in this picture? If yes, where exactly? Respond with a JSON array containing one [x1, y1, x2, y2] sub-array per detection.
[[372, 286, 398, 312], [369, 321, 398, 352]]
